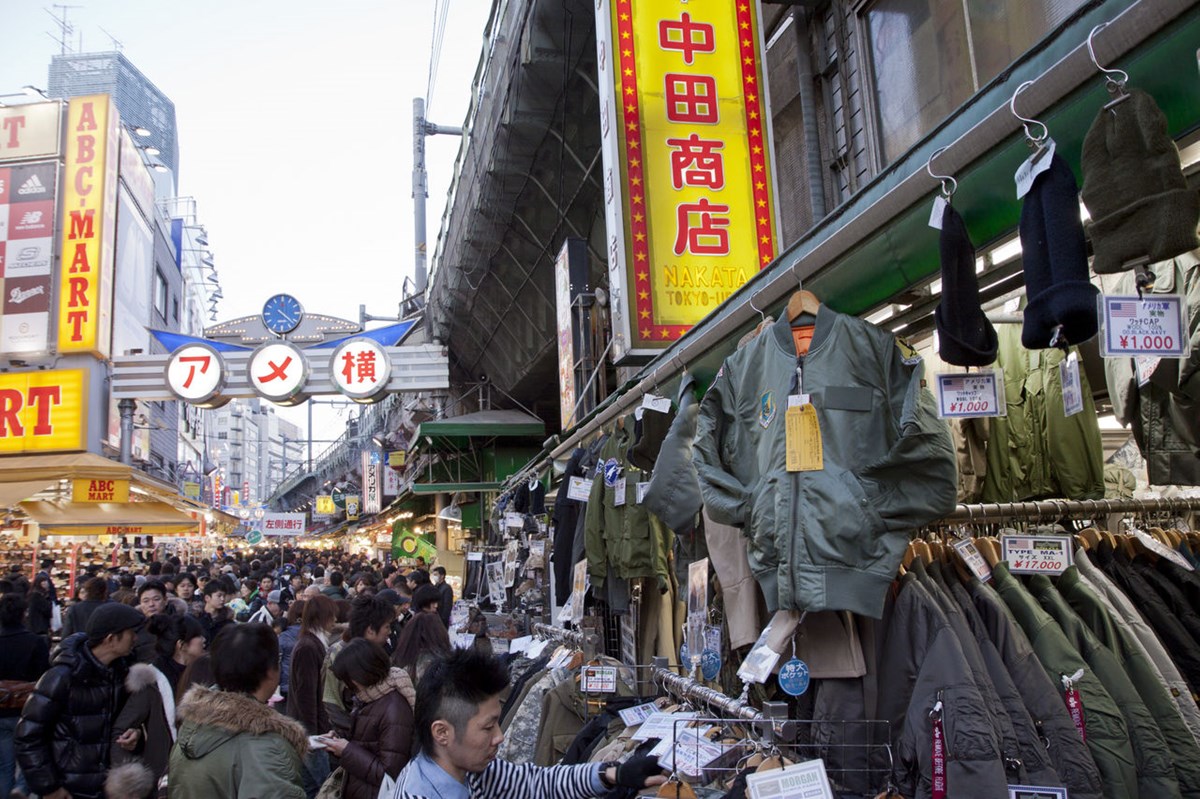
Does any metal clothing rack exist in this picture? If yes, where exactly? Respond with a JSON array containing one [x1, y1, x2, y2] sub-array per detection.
[[650, 656, 765, 722], [938, 496, 1200, 524], [532, 621, 600, 661]]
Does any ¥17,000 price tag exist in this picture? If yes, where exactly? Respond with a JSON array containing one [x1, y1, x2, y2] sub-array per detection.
[[1100, 294, 1190, 358], [1001, 535, 1074, 575], [936, 371, 1005, 418]]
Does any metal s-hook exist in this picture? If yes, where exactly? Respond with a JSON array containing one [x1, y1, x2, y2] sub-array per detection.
[[925, 145, 958, 199], [748, 291, 767, 324], [1087, 22, 1131, 98], [1010, 80, 1050, 147]]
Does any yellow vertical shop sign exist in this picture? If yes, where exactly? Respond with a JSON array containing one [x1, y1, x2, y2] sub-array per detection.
[[596, 0, 778, 357], [0, 369, 87, 454], [58, 95, 117, 357]]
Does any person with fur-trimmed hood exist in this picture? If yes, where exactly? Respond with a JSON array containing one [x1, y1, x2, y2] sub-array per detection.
[[106, 614, 207, 797], [168, 622, 307, 799]]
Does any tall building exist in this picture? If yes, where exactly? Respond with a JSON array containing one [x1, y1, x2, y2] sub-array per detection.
[[48, 52, 180, 179], [209, 399, 303, 508]]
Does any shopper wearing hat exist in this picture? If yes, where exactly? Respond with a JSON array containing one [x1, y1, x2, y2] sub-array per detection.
[[15, 603, 142, 799]]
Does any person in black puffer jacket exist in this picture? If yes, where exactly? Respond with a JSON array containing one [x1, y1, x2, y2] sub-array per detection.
[[0, 592, 50, 798], [15, 603, 142, 799]]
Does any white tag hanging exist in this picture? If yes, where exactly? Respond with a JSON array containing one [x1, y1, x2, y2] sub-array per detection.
[[928, 194, 948, 230], [642, 393, 672, 413], [1060, 353, 1083, 417], [613, 479, 626, 507], [1015, 138, 1056, 199]]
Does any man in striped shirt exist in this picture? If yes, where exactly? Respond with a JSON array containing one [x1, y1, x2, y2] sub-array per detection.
[[394, 649, 665, 799]]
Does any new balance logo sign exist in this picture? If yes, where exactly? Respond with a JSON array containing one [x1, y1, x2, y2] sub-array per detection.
[[17, 174, 46, 195], [18, 211, 42, 226]]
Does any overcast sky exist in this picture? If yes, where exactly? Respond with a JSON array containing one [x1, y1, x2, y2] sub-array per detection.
[[0, 0, 493, 446]]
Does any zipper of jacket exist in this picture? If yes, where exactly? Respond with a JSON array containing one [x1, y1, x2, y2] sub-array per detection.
[[791, 358, 804, 600]]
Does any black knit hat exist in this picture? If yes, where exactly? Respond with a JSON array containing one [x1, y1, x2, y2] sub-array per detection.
[[1081, 88, 1199, 274], [1021, 154, 1100, 350], [935, 204, 997, 366]]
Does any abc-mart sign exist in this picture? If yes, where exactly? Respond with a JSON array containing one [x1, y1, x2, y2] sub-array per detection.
[[114, 340, 448, 406]]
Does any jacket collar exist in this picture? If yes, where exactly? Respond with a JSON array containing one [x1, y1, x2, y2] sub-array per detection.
[[769, 302, 836, 359], [176, 685, 309, 757], [355, 667, 416, 707]]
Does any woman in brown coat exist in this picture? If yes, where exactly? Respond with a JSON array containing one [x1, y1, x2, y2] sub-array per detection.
[[316, 639, 415, 799]]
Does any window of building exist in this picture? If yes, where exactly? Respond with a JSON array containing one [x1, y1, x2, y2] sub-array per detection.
[[153, 270, 168, 319], [217, 432, 227, 440], [172, 297, 179, 323], [864, 0, 1085, 164]]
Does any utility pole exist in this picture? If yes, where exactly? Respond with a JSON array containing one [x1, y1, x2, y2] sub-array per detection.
[[412, 98, 463, 295]]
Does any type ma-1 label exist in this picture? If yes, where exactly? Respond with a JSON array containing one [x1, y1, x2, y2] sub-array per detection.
[[1002, 535, 1074, 575]]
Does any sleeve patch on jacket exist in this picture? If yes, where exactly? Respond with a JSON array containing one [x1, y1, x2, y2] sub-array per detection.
[[895, 337, 923, 366]]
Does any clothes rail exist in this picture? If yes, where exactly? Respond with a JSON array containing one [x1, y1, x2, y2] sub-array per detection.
[[532, 622, 600, 661], [649, 656, 764, 722], [939, 496, 1200, 524]]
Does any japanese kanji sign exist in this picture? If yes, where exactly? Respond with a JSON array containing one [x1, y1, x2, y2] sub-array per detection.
[[330, 337, 391, 401], [166, 344, 226, 405], [260, 512, 306, 536], [596, 0, 778, 358], [248, 342, 308, 404]]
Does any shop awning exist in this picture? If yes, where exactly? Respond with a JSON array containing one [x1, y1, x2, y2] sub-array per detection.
[[20, 499, 200, 536], [0, 480, 60, 508], [412, 410, 545, 450], [411, 481, 503, 495]]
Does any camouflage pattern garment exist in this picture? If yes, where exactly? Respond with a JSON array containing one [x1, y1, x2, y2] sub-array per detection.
[[496, 667, 571, 764]]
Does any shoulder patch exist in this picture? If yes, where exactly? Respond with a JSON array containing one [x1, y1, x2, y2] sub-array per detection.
[[758, 391, 777, 428], [895, 337, 923, 366]]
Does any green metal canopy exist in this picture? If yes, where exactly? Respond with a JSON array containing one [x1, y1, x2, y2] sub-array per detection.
[[412, 410, 546, 450]]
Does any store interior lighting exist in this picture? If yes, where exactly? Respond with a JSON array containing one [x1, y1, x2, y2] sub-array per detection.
[[133, 126, 152, 137]]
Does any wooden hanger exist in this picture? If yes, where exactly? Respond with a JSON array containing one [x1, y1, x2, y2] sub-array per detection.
[[975, 537, 1001, 567], [657, 779, 697, 799], [910, 538, 932, 566], [786, 290, 820, 322]]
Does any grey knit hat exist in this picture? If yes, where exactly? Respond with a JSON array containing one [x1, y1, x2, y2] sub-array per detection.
[[1081, 88, 1199, 274]]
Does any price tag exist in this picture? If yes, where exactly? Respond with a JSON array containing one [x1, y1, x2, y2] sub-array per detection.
[[1060, 353, 1083, 418], [567, 476, 591, 502], [928, 194, 948, 230], [613, 479, 626, 507], [1002, 535, 1074, 575], [524, 638, 550, 659], [1100, 294, 1190, 357], [1015, 138, 1056, 199], [1136, 355, 1160, 387], [467, 551, 484, 562], [738, 621, 783, 684], [508, 635, 532, 655], [746, 759, 835, 799], [642, 393, 672, 413], [785, 403, 823, 472], [631, 711, 699, 741], [952, 538, 992, 582], [1008, 787, 1067, 799], [618, 701, 660, 727], [1133, 529, 1194, 571], [504, 512, 524, 529], [936, 371, 1005, 418], [581, 665, 618, 693], [453, 633, 476, 650], [636, 482, 650, 504], [667, 730, 727, 777]]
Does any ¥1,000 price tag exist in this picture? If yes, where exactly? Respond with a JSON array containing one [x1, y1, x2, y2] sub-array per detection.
[[1002, 535, 1074, 575], [1100, 294, 1190, 358], [936, 371, 1005, 418], [952, 538, 992, 582]]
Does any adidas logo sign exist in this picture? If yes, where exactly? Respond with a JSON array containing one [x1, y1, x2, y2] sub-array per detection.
[[17, 174, 46, 195]]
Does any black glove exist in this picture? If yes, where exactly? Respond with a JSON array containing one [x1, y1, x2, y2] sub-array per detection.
[[615, 754, 665, 789]]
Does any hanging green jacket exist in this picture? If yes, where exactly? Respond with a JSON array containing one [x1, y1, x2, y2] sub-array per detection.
[[968, 577, 1103, 799], [1028, 574, 1182, 799], [1055, 566, 1200, 796], [981, 324, 1105, 501], [990, 563, 1137, 799], [583, 423, 671, 590]]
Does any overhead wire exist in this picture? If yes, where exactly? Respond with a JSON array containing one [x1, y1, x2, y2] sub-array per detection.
[[426, 0, 451, 116]]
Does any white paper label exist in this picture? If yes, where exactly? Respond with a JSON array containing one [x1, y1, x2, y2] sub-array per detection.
[[663, 730, 727, 777], [642, 393, 672, 413], [636, 482, 650, 504], [1002, 535, 1074, 575], [1015, 138, 1056, 199], [466, 551, 484, 562], [1133, 529, 1194, 572], [746, 759, 835, 799], [581, 665, 618, 693], [1136, 355, 1160, 387], [504, 512, 524, 529], [929, 194, 948, 230], [631, 711, 699, 741], [1100, 294, 1191, 358], [453, 633, 476, 650], [618, 701, 661, 727], [952, 538, 992, 582], [613, 479, 626, 507], [524, 638, 550, 659], [936, 371, 1005, 418], [738, 621, 783, 684], [788, 393, 810, 408], [1060, 352, 1083, 417], [508, 635, 533, 655], [567, 476, 591, 502]]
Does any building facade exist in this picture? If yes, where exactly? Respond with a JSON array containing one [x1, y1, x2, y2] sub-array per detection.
[[209, 399, 301, 508]]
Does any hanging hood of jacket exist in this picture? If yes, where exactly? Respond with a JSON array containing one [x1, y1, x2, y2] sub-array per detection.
[[174, 685, 309, 761], [355, 667, 416, 708]]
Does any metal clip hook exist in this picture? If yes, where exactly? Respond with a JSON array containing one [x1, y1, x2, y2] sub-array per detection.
[[1087, 22, 1131, 107], [748, 291, 767, 324], [1010, 80, 1050, 147], [925, 145, 958, 199]]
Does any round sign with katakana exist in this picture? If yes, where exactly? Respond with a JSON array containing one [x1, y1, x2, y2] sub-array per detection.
[[165, 344, 226, 406], [330, 337, 391, 402], [248, 342, 309, 405]]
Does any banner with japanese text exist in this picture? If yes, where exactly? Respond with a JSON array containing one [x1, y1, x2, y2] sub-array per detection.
[[596, 0, 778, 359]]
